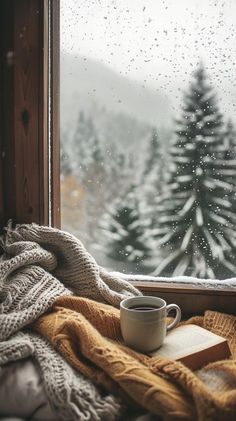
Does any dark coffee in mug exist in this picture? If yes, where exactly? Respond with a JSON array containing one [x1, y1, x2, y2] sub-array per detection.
[[129, 305, 160, 311], [120, 296, 181, 352]]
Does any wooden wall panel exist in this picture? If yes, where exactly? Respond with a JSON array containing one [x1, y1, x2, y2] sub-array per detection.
[[0, 2, 14, 228], [0, 0, 49, 227]]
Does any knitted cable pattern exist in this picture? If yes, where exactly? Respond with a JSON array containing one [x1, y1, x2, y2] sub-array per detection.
[[0, 223, 141, 420], [33, 295, 236, 421]]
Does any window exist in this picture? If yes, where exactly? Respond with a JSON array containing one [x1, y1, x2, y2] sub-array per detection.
[[0, 0, 235, 316], [60, 0, 236, 282]]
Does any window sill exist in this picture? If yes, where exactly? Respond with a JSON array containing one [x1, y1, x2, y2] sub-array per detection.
[[112, 273, 236, 316], [133, 281, 236, 317]]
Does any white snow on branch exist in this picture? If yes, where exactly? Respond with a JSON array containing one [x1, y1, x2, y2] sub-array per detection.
[[203, 179, 217, 190], [175, 156, 190, 163], [150, 249, 182, 276], [208, 177, 235, 192], [181, 226, 193, 250], [212, 197, 231, 208], [215, 232, 232, 251], [221, 258, 236, 274], [179, 194, 195, 217], [176, 175, 193, 183], [158, 214, 179, 223], [156, 231, 175, 246], [221, 209, 236, 223], [208, 211, 230, 227], [172, 255, 190, 277], [203, 228, 224, 259], [196, 206, 204, 226], [205, 158, 236, 167]]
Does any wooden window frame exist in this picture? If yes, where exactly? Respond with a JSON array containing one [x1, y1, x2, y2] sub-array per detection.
[[0, 0, 235, 316], [0, 0, 60, 227]]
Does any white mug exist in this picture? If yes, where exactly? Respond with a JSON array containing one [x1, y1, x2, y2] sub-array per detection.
[[120, 296, 181, 353]]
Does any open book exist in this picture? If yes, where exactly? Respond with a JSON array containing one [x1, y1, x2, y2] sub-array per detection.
[[149, 324, 231, 370]]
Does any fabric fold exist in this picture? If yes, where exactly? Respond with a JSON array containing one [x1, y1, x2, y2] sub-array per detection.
[[0, 223, 141, 420], [1, 223, 141, 306], [33, 296, 236, 421]]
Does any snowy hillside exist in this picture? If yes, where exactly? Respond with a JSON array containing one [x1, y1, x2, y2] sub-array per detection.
[[61, 53, 172, 130]]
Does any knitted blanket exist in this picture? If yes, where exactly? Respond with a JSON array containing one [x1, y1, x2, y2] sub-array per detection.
[[0, 223, 141, 420], [33, 295, 236, 421]]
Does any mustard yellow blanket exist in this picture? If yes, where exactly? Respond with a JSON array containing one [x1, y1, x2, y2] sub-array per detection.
[[32, 296, 236, 421]]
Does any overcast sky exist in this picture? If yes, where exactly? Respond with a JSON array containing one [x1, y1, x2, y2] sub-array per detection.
[[61, 0, 236, 119]]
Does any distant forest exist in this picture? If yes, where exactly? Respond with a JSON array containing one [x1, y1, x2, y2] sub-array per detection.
[[61, 65, 236, 279]]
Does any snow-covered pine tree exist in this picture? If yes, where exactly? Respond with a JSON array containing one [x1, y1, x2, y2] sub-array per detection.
[[142, 128, 164, 205], [100, 185, 152, 272], [153, 64, 236, 279], [72, 111, 104, 180], [103, 143, 134, 202], [219, 120, 236, 214], [223, 119, 236, 160], [70, 111, 107, 242], [60, 130, 72, 176], [143, 128, 160, 176]]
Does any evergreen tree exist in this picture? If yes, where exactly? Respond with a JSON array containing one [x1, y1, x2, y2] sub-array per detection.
[[100, 186, 152, 271], [71, 111, 107, 242], [104, 144, 133, 201], [220, 120, 236, 213], [142, 128, 164, 205], [90, 136, 104, 164], [143, 128, 160, 176], [60, 130, 72, 176], [223, 120, 236, 160], [72, 111, 104, 180], [153, 65, 236, 279]]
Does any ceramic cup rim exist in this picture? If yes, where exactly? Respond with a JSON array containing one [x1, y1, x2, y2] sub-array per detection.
[[120, 296, 167, 313]]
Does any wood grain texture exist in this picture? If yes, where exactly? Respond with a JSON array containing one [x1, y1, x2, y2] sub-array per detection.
[[0, 1, 15, 228], [135, 282, 236, 316], [50, 0, 61, 228], [38, 0, 50, 225], [14, 0, 49, 224], [0, 5, 5, 229], [0, 0, 49, 226]]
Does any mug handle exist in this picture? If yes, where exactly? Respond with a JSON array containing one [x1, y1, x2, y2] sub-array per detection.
[[166, 304, 181, 331]]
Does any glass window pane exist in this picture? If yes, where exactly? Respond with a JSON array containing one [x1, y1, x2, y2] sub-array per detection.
[[60, 0, 236, 279]]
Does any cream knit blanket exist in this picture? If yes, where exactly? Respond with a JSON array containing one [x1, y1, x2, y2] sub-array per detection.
[[0, 223, 141, 420]]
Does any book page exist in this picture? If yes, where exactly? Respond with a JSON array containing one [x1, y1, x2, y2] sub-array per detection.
[[150, 324, 224, 359]]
